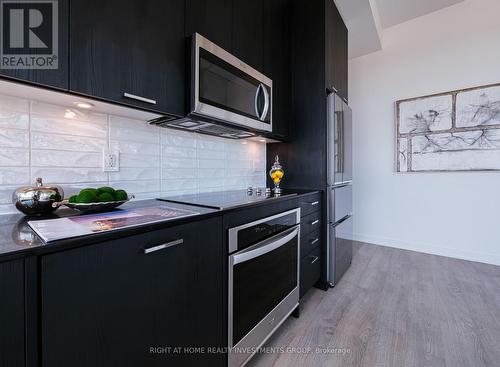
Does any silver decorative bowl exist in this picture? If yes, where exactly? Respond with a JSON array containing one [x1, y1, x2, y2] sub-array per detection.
[[12, 178, 64, 215], [52, 195, 134, 212]]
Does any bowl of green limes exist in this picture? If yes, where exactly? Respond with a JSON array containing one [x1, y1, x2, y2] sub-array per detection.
[[53, 187, 133, 212]]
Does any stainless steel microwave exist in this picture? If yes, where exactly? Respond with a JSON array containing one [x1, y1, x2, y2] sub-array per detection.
[[150, 33, 273, 139]]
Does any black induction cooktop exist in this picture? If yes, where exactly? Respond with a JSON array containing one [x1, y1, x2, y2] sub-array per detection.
[[157, 189, 297, 210]]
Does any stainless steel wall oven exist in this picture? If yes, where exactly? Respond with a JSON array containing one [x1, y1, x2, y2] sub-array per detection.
[[228, 209, 300, 367]]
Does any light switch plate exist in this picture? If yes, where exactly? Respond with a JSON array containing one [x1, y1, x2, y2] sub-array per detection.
[[103, 149, 120, 172]]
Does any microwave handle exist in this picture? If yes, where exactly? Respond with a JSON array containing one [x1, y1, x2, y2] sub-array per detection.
[[259, 84, 270, 121], [232, 226, 299, 265], [254, 84, 263, 119]]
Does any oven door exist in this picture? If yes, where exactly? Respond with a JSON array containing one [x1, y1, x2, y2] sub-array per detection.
[[228, 225, 300, 367], [192, 33, 272, 132]]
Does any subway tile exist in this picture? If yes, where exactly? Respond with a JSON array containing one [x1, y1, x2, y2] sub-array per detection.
[[198, 168, 225, 178], [0, 148, 29, 166], [197, 135, 225, 151], [31, 150, 101, 168], [162, 168, 197, 179], [0, 94, 29, 130], [162, 145, 196, 159], [197, 177, 224, 190], [109, 180, 160, 194], [161, 179, 197, 191], [31, 168, 107, 184], [197, 149, 225, 160], [110, 140, 160, 156], [0, 128, 29, 148], [0, 112, 29, 131], [161, 129, 197, 148], [109, 116, 159, 143], [31, 101, 107, 124], [0, 204, 17, 215], [31, 115, 107, 138], [0, 185, 18, 204], [109, 167, 160, 181], [31, 132, 107, 152], [0, 167, 30, 185], [162, 157, 197, 169], [160, 188, 198, 197], [119, 153, 159, 168], [198, 159, 225, 169]]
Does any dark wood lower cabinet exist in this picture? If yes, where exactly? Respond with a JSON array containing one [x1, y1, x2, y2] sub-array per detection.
[[0, 259, 25, 367], [41, 217, 224, 367]]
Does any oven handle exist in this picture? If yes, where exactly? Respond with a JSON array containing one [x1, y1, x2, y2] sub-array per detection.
[[232, 226, 299, 265]]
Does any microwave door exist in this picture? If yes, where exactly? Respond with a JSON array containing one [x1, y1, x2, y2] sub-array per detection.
[[193, 34, 273, 132]]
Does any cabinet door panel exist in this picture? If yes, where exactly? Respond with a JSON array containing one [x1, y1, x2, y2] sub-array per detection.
[[232, 0, 264, 71], [0, 260, 25, 367], [185, 0, 233, 51], [41, 218, 223, 367], [0, 0, 68, 89], [70, 0, 185, 115], [263, 0, 290, 140]]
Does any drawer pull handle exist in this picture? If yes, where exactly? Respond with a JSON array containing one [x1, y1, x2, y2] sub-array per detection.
[[310, 238, 319, 245], [311, 201, 319, 206], [310, 256, 319, 264], [143, 239, 183, 254], [124, 92, 157, 105], [311, 220, 319, 226]]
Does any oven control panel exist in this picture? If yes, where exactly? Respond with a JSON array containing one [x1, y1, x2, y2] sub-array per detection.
[[233, 210, 299, 252]]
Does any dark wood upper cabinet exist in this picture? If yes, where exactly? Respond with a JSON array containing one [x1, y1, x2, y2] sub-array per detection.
[[69, 0, 185, 116], [0, 0, 68, 90], [263, 0, 291, 141], [185, 0, 233, 51], [0, 260, 25, 367], [231, 0, 264, 72], [325, 0, 348, 101], [41, 217, 224, 367]]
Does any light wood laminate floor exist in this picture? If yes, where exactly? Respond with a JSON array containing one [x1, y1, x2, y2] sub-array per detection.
[[248, 242, 500, 367]]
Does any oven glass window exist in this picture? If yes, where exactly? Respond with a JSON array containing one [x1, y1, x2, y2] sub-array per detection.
[[232, 236, 298, 346], [199, 49, 271, 123]]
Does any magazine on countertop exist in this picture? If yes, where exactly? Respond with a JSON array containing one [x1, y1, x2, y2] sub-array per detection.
[[28, 206, 200, 243]]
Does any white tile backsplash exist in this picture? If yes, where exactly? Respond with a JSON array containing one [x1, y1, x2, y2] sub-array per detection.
[[0, 93, 266, 214]]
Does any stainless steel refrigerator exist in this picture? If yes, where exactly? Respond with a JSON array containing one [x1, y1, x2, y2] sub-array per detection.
[[326, 92, 353, 287]]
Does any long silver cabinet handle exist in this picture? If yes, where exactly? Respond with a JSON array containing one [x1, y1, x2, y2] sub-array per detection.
[[311, 201, 319, 206], [310, 256, 319, 264], [123, 92, 157, 105], [311, 220, 319, 226], [143, 239, 183, 254], [310, 238, 319, 245]]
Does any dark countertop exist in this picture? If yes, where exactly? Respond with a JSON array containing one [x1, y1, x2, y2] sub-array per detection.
[[0, 190, 319, 262]]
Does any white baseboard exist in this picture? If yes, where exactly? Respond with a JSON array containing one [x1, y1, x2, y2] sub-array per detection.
[[351, 232, 500, 267]]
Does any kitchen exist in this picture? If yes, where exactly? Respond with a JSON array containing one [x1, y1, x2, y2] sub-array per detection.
[[1, 0, 500, 367]]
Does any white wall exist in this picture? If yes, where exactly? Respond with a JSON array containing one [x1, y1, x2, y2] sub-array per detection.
[[0, 94, 266, 214], [349, 0, 500, 265]]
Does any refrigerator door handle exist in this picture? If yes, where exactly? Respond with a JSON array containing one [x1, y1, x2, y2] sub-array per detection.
[[333, 213, 353, 227]]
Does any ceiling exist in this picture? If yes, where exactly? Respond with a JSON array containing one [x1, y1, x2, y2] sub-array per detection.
[[376, 0, 464, 29], [334, 0, 465, 58]]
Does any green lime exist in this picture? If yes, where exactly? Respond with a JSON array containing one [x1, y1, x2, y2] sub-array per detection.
[[114, 189, 128, 201], [98, 192, 114, 203], [76, 191, 98, 204], [97, 186, 115, 195], [68, 195, 78, 203], [80, 188, 98, 195]]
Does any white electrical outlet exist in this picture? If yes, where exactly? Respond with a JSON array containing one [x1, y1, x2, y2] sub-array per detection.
[[103, 150, 120, 172]]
